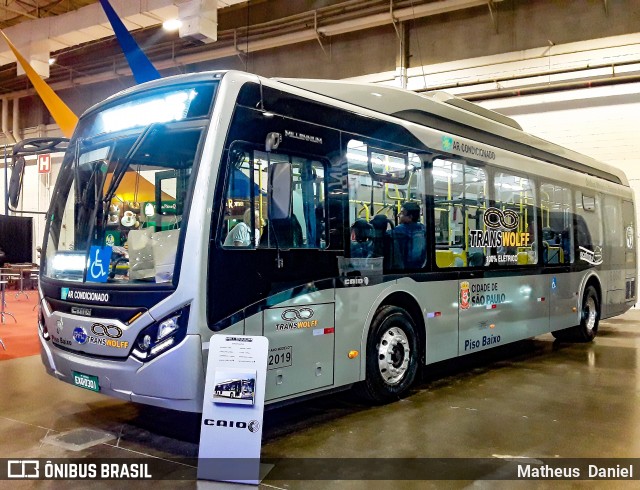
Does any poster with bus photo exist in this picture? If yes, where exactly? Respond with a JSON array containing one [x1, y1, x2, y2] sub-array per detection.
[[212, 369, 256, 405]]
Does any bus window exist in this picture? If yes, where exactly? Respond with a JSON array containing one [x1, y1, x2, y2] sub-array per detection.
[[221, 145, 327, 249], [221, 147, 263, 248], [623, 200, 636, 268], [575, 190, 603, 264], [493, 172, 537, 266], [433, 159, 487, 268], [604, 195, 624, 266], [347, 139, 426, 268], [540, 183, 573, 264]]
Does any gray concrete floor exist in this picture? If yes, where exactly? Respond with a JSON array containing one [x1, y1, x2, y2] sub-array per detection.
[[2, 311, 640, 489]]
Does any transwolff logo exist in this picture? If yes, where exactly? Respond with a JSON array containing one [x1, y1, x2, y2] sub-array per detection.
[[275, 307, 318, 331]]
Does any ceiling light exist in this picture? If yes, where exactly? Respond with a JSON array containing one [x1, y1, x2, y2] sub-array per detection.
[[163, 18, 182, 31]]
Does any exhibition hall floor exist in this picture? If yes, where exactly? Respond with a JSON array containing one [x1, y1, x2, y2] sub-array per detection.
[[2, 310, 640, 488]]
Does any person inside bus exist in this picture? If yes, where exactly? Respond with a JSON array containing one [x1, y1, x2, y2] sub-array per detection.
[[387, 202, 426, 269], [261, 213, 304, 248], [224, 208, 262, 247], [370, 214, 393, 258], [350, 218, 375, 258]]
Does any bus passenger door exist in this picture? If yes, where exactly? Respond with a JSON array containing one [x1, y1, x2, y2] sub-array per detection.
[[542, 184, 576, 332], [262, 303, 335, 400]]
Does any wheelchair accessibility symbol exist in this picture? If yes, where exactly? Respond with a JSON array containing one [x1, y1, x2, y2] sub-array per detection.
[[87, 246, 112, 283]]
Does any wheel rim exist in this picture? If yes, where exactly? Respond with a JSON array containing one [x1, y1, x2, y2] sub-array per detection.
[[584, 296, 597, 332], [377, 326, 410, 385]]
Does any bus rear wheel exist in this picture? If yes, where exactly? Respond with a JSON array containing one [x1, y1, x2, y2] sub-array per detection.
[[552, 285, 600, 342], [575, 285, 600, 342], [358, 305, 419, 404]]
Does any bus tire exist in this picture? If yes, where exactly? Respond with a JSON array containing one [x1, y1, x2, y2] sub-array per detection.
[[552, 285, 600, 342], [574, 285, 600, 342], [358, 305, 419, 404]]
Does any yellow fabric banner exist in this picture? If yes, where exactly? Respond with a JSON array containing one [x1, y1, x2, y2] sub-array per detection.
[[0, 30, 78, 138]]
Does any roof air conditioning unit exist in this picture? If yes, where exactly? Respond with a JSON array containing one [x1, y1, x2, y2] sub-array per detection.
[[179, 0, 218, 44]]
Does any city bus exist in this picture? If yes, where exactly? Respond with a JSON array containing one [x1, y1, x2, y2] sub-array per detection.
[[214, 379, 255, 400], [33, 70, 636, 412]]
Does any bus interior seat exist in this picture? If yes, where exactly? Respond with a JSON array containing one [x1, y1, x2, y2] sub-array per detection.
[[436, 249, 467, 268], [543, 241, 564, 264], [390, 229, 427, 270], [542, 225, 570, 264], [261, 215, 304, 248], [370, 214, 393, 260], [468, 251, 484, 267], [350, 219, 374, 258], [436, 250, 453, 268], [128, 228, 155, 280], [542, 227, 557, 243]]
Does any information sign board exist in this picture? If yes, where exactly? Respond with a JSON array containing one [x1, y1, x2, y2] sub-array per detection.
[[198, 334, 269, 485]]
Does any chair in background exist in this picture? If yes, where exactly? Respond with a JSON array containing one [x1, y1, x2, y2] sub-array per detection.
[[10, 263, 34, 300], [0, 278, 16, 324]]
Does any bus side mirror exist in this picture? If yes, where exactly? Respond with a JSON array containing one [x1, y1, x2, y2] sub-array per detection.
[[268, 162, 292, 220], [8, 156, 26, 209]]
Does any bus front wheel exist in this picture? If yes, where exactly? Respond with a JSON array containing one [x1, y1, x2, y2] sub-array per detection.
[[358, 305, 419, 404]]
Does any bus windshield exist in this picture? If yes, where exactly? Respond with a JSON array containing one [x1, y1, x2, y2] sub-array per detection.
[[43, 83, 216, 285]]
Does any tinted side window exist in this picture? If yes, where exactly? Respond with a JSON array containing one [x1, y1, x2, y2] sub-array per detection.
[[493, 172, 537, 266], [346, 139, 427, 270], [540, 183, 573, 264], [221, 145, 327, 249], [604, 195, 624, 265], [575, 190, 603, 265], [433, 158, 488, 268]]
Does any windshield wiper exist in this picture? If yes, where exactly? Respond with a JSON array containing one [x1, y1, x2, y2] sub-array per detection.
[[102, 122, 162, 207], [95, 123, 163, 242]]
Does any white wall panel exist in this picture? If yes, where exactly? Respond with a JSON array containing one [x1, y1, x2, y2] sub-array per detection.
[[480, 83, 640, 181]]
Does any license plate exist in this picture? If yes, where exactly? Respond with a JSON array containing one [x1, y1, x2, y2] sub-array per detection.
[[72, 371, 100, 392]]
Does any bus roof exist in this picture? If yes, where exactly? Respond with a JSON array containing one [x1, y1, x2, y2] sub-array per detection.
[[83, 70, 628, 187], [273, 77, 628, 187]]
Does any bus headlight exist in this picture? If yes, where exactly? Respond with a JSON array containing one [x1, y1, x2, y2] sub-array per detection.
[[132, 305, 190, 362]]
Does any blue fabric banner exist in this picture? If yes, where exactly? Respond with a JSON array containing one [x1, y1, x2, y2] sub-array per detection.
[[99, 0, 161, 84]]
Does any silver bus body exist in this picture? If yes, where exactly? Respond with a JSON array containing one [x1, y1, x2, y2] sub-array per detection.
[[38, 71, 636, 412]]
